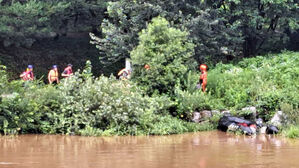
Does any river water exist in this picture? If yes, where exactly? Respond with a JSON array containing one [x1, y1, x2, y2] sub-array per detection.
[[0, 131, 298, 168]]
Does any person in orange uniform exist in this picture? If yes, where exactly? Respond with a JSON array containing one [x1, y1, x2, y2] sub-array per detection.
[[61, 64, 73, 78], [199, 64, 208, 92], [20, 65, 34, 81], [118, 68, 131, 80], [144, 64, 150, 70], [48, 65, 59, 84]]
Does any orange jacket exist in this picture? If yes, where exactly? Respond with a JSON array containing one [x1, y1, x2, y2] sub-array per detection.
[[20, 70, 34, 81], [48, 69, 59, 82], [62, 66, 73, 77], [200, 71, 207, 83]]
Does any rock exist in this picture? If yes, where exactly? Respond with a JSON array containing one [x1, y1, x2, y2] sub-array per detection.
[[270, 111, 286, 127], [221, 110, 231, 116], [241, 106, 257, 119], [192, 110, 214, 123], [211, 110, 220, 116], [249, 125, 257, 134], [200, 110, 212, 119], [260, 126, 267, 134], [192, 112, 201, 123]]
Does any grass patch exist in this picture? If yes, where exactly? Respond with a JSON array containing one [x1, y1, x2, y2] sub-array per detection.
[[283, 125, 299, 139]]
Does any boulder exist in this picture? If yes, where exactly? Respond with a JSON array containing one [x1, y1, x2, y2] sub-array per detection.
[[241, 106, 257, 119], [211, 110, 220, 116], [200, 110, 212, 119], [249, 125, 257, 134], [270, 111, 286, 127], [260, 126, 267, 134], [192, 112, 201, 123], [221, 110, 231, 116]]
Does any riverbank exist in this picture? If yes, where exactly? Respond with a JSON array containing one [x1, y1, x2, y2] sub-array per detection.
[[0, 63, 214, 136], [0, 51, 298, 137]]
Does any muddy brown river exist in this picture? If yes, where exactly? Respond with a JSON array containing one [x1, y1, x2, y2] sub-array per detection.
[[0, 131, 298, 168]]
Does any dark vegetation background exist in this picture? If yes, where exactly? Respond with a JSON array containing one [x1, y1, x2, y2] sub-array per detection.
[[0, 0, 298, 79]]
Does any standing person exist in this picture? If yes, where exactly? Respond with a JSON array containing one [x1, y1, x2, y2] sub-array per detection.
[[144, 64, 150, 70], [117, 68, 131, 80], [48, 65, 59, 84], [199, 64, 208, 92], [61, 64, 73, 78], [20, 65, 34, 81]]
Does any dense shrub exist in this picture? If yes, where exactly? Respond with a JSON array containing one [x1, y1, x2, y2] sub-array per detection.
[[0, 81, 62, 134], [0, 65, 8, 94], [131, 17, 195, 96], [283, 125, 299, 139], [206, 51, 299, 120], [280, 103, 299, 125], [0, 62, 205, 136]]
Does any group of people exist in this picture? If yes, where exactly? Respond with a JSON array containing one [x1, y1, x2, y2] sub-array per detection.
[[20, 64, 73, 84], [117, 63, 208, 92], [21, 62, 208, 91]]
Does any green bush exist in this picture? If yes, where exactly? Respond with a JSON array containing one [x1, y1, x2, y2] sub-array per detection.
[[0, 65, 8, 94], [172, 70, 224, 119], [131, 16, 195, 96], [0, 61, 206, 136], [205, 51, 299, 121], [283, 125, 299, 139], [280, 103, 299, 125], [149, 115, 213, 135]]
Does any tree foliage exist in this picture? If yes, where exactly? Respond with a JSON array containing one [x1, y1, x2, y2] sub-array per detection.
[[131, 17, 195, 95], [0, 0, 107, 47], [0, 62, 210, 135], [207, 0, 299, 57], [91, 0, 298, 65], [90, 0, 222, 64]]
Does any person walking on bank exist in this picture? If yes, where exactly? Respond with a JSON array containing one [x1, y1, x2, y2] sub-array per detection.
[[20, 65, 34, 81], [61, 64, 73, 78], [117, 68, 131, 80], [48, 65, 59, 84], [199, 64, 208, 92]]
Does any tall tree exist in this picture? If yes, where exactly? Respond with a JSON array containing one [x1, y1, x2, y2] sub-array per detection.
[[131, 17, 195, 95], [91, 0, 298, 65], [207, 0, 299, 57], [0, 0, 107, 47], [90, 0, 225, 65]]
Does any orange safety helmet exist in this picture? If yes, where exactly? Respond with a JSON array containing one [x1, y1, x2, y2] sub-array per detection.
[[199, 64, 208, 71]]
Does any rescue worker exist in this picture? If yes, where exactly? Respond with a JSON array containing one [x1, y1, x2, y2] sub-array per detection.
[[20, 65, 34, 81], [117, 68, 131, 80], [144, 64, 150, 70], [199, 64, 208, 92], [61, 64, 73, 78], [48, 65, 59, 84]]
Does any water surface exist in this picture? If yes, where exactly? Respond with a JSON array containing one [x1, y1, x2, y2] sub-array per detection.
[[0, 131, 298, 168]]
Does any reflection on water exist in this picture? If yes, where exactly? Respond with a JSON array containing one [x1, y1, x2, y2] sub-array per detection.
[[0, 131, 298, 168]]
